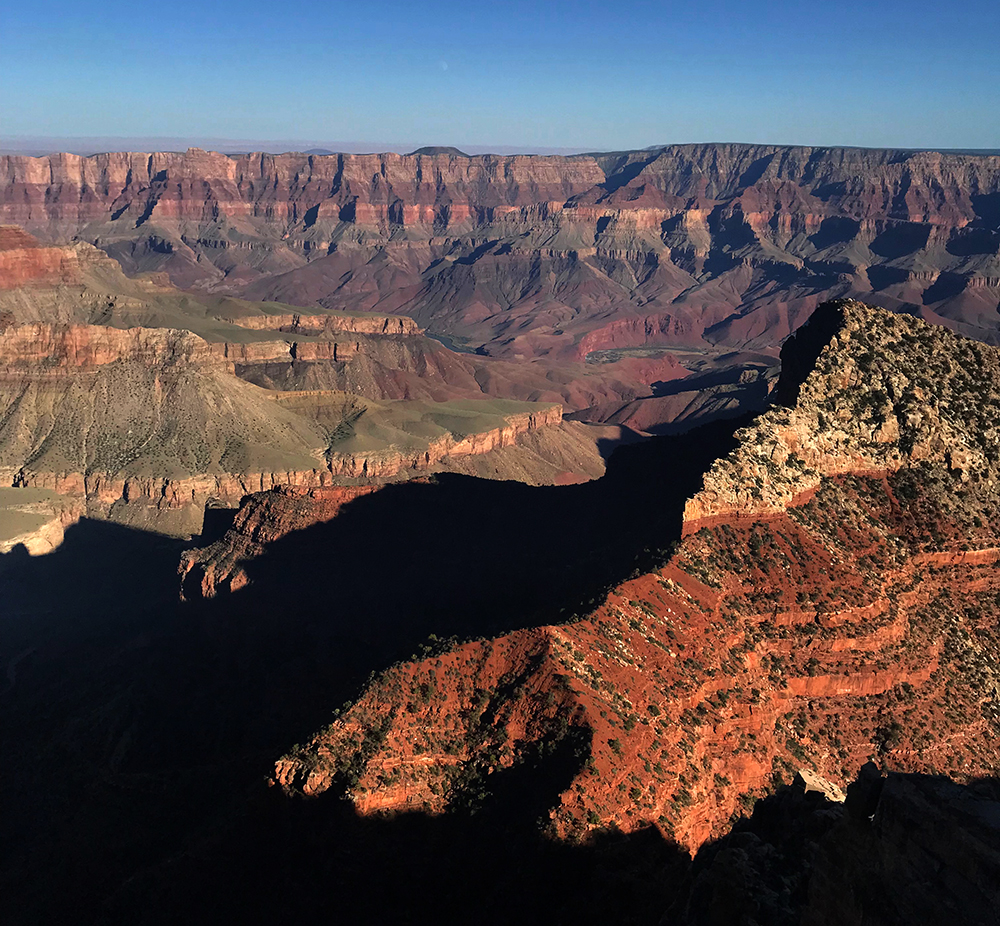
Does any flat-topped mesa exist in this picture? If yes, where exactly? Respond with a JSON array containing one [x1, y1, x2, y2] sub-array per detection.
[[218, 312, 422, 336], [0, 322, 231, 373], [681, 299, 1000, 532], [324, 404, 563, 478], [5, 400, 561, 506], [0, 319, 419, 375]]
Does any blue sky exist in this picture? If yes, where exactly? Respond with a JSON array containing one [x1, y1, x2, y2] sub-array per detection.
[[3, 0, 999, 150]]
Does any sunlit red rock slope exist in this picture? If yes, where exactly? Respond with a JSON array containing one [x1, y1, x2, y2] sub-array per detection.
[[272, 300, 1000, 851]]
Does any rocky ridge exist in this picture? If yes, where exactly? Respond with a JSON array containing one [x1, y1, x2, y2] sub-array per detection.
[[271, 300, 1000, 851], [684, 298, 1000, 527]]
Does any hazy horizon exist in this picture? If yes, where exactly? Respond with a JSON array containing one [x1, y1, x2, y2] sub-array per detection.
[[4, 134, 1000, 160], [0, 134, 596, 157]]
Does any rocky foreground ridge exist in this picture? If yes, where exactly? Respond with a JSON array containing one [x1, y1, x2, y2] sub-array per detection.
[[4, 145, 1000, 362], [272, 300, 1000, 851]]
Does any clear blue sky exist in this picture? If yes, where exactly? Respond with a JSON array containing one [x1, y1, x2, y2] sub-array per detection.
[[3, 0, 999, 151]]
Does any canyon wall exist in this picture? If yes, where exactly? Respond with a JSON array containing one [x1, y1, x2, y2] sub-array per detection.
[[5, 145, 998, 239], [0, 227, 711, 428], [3, 145, 1000, 361]]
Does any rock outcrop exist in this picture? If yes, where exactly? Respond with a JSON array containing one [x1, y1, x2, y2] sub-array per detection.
[[0, 486, 85, 554], [220, 311, 421, 337], [683, 298, 1000, 527], [178, 484, 382, 598], [668, 764, 1000, 926], [271, 300, 1000, 852], [0, 322, 231, 372], [0, 224, 124, 290]]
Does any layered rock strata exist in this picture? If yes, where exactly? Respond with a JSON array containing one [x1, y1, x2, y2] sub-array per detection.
[[271, 300, 1000, 851], [0, 228, 714, 432], [0, 224, 124, 290], [4, 145, 1000, 360], [0, 320, 562, 531]]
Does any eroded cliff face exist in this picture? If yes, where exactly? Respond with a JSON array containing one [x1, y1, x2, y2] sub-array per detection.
[[0, 318, 564, 534], [0, 224, 124, 290], [219, 310, 421, 336], [4, 145, 1000, 361], [0, 322, 231, 371], [271, 300, 1000, 852]]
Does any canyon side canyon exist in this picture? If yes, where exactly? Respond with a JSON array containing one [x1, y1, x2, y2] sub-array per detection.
[[2, 141, 1000, 926]]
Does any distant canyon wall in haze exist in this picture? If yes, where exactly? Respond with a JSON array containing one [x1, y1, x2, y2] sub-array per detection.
[[3, 143, 1000, 361]]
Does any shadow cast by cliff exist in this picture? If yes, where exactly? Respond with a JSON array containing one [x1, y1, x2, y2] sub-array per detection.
[[2, 417, 746, 924], [109, 729, 691, 926]]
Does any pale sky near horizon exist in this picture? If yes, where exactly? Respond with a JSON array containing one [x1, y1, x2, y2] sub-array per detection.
[[3, 0, 999, 151]]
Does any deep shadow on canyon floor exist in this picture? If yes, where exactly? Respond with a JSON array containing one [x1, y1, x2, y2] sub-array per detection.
[[3, 418, 748, 924]]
